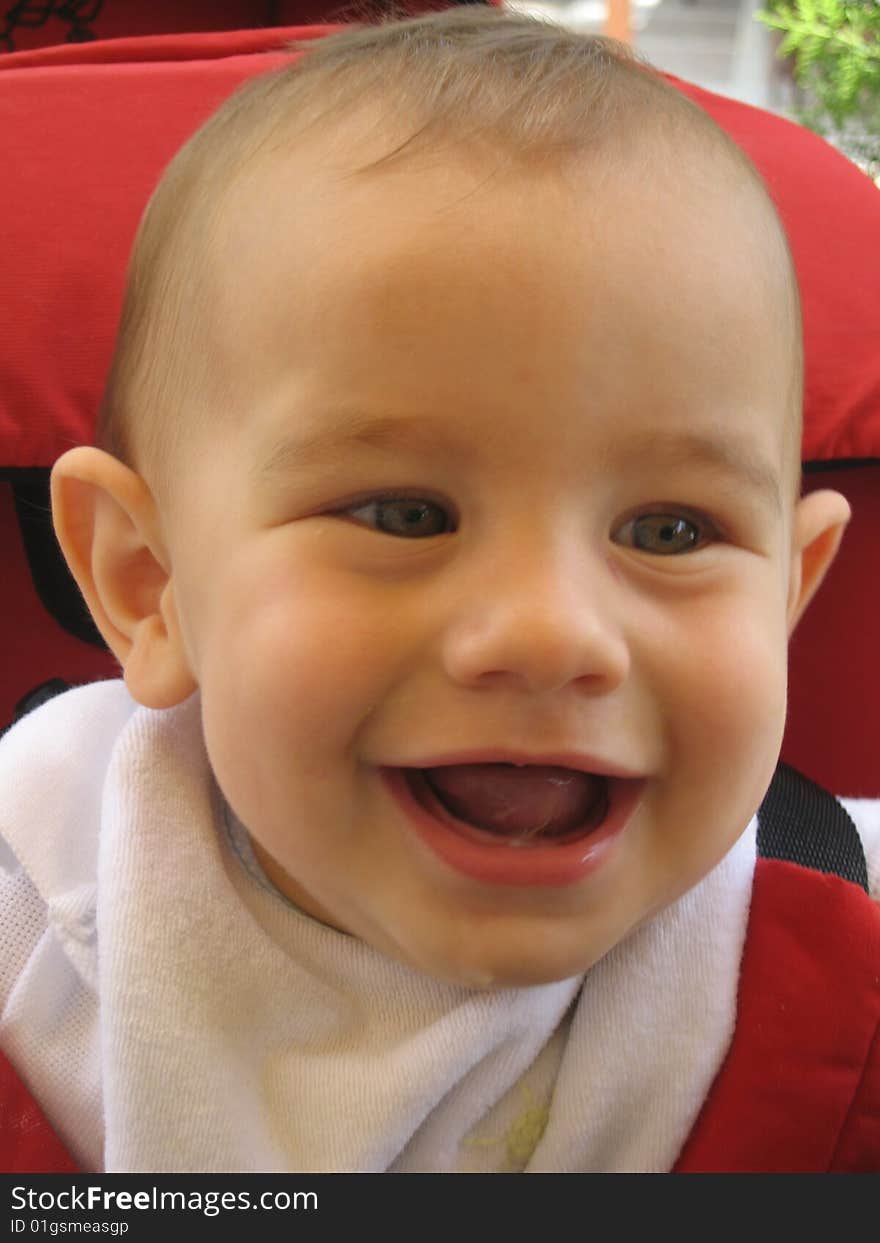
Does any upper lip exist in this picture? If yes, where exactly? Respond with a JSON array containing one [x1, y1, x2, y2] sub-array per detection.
[[386, 749, 646, 780]]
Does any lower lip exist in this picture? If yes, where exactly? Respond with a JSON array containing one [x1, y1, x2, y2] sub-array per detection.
[[381, 767, 646, 888]]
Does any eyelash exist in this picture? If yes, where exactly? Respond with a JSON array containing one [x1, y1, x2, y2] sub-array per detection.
[[341, 492, 458, 539], [337, 494, 720, 554], [614, 509, 720, 555]]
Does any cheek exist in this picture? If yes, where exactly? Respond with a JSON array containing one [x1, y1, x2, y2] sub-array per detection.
[[629, 591, 791, 913], [649, 584, 790, 766], [196, 571, 407, 799]]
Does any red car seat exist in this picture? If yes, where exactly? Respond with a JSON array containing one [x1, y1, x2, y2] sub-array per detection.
[[0, 1, 360, 53], [1, 6, 878, 796]]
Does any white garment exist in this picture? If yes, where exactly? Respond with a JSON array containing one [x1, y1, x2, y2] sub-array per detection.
[[0, 680, 876, 1173]]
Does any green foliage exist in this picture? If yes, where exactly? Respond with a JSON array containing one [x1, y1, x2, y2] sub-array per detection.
[[756, 0, 880, 180]]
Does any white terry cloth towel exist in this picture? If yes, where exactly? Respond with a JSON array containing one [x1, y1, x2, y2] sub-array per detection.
[[0, 679, 756, 1173]]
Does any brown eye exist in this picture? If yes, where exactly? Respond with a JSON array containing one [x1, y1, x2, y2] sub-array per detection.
[[619, 513, 708, 555], [347, 497, 453, 538]]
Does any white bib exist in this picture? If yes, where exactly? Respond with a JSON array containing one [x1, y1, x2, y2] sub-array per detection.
[[0, 680, 756, 1172]]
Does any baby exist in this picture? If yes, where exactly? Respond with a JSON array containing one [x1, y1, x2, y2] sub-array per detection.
[[1, 7, 877, 1173]]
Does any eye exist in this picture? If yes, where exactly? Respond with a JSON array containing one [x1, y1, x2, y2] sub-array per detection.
[[344, 494, 455, 539], [614, 511, 715, 555]]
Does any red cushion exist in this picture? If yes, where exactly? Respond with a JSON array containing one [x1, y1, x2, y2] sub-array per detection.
[[0, 26, 337, 471]]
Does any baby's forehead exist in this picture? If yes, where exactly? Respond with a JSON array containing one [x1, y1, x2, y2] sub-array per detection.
[[192, 111, 800, 485], [215, 126, 794, 362], [217, 117, 771, 289]]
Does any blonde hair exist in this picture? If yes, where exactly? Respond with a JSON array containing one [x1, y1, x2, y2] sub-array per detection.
[[97, 5, 802, 499]]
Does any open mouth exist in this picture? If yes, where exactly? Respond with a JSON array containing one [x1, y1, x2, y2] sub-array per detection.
[[407, 764, 611, 848], [382, 762, 646, 888]]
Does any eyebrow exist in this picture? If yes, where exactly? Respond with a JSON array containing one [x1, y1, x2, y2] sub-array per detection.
[[253, 411, 451, 486], [611, 430, 784, 515], [254, 411, 784, 513]]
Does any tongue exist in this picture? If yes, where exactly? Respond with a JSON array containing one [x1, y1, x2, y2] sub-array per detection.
[[422, 764, 606, 839]]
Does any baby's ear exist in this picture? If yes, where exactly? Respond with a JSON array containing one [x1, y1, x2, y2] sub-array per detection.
[[786, 488, 852, 635], [50, 447, 197, 708]]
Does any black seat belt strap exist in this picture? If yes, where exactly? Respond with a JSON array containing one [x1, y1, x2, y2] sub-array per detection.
[[757, 761, 869, 893]]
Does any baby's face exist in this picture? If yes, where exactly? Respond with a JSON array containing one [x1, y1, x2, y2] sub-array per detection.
[[161, 139, 807, 987]]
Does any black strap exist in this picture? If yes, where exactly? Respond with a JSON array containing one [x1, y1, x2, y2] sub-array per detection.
[[1, 677, 72, 740], [757, 761, 869, 893], [0, 468, 107, 650]]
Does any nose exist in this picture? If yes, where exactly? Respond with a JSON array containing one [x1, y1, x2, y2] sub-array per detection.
[[440, 538, 630, 696]]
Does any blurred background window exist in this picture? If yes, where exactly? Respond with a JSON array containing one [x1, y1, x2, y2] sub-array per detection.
[[506, 0, 879, 183]]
